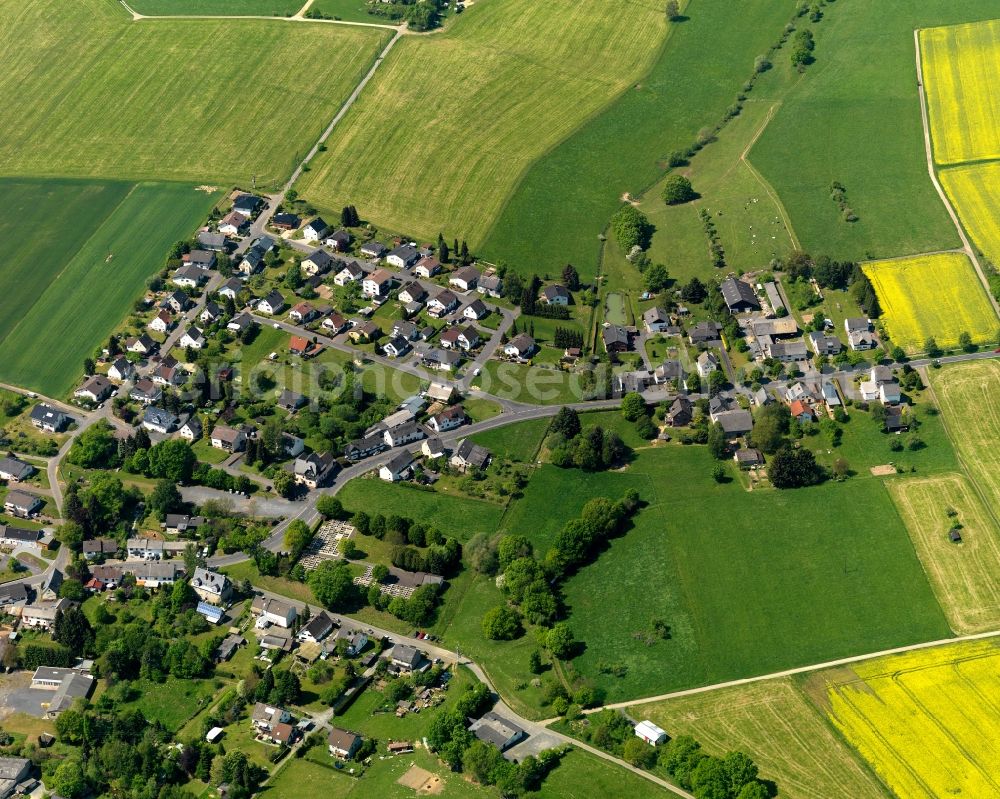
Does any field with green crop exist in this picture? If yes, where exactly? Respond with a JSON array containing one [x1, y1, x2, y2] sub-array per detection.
[[511, 445, 949, 702], [481, 0, 798, 277], [128, 0, 304, 13], [0, 0, 388, 187], [468, 417, 550, 462], [749, 0, 1000, 260], [0, 181, 219, 396], [637, 679, 889, 799], [336, 476, 505, 540], [298, 0, 666, 251]]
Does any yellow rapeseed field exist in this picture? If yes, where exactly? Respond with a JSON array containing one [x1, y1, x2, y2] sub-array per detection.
[[941, 162, 1000, 268], [827, 641, 1000, 799], [862, 253, 997, 353], [921, 20, 1000, 165]]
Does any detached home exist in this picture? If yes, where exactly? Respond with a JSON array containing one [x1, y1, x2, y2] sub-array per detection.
[[360, 241, 387, 259], [186, 249, 216, 270], [540, 284, 569, 306], [179, 327, 206, 350], [428, 405, 466, 433], [293, 452, 336, 489], [0, 456, 35, 483], [142, 406, 179, 435], [219, 277, 244, 300], [387, 244, 419, 269], [233, 194, 264, 218], [191, 567, 232, 605], [4, 490, 43, 519], [363, 268, 394, 299], [414, 256, 441, 278], [173, 265, 206, 288], [219, 210, 248, 236], [258, 290, 286, 316], [398, 282, 427, 305], [252, 596, 297, 628], [149, 310, 174, 334], [504, 334, 536, 359], [74, 375, 115, 403], [379, 450, 415, 482], [126, 334, 157, 355], [210, 425, 246, 452], [325, 229, 352, 251], [334, 261, 365, 286], [303, 217, 330, 243], [427, 289, 459, 317], [449, 266, 480, 292], [302, 249, 334, 277], [31, 404, 71, 433]]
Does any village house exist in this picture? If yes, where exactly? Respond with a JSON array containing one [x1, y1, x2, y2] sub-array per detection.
[[258, 290, 286, 316], [218, 210, 248, 236], [380, 450, 415, 482], [427, 289, 459, 318], [789, 399, 815, 424], [422, 437, 445, 459], [477, 273, 502, 297], [335, 628, 368, 655], [149, 310, 174, 334], [387, 244, 419, 270], [198, 231, 227, 251], [688, 320, 722, 344], [238, 244, 268, 276], [185, 249, 216, 270], [327, 728, 362, 760], [126, 334, 158, 355], [165, 513, 206, 534], [540, 284, 569, 306], [179, 327, 206, 350], [218, 277, 244, 300], [397, 282, 427, 305], [228, 312, 254, 335], [252, 595, 297, 628], [414, 256, 441, 278], [734, 448, 764, 469], [428, 405, 467, 433], [30, 403, 70, 433], [391, 319, 420, 341], [384, 422, 424, 448], [271, 212, 300, 231], [503, 333, 537, 360], [643, 307, 670, 333], [142, 406, 179, 435], [293, 452, 337, 489], [451, 439, 490, 472], [210, 425, 246, 452], [322, 312, 349, 335], [0, 524, 41, 550], [172, 264, 206, 289], [278, 389, 307, 413], [462, 298, 488, 321], [602, 324, 631, 354], [21, 598, 70, 630], [349, 321, 381, 344], [233, 194, 264, 218], [301, 249, 334, 277], [383, 336, 411, 359], [252, 702, 292, 734], [130, 379, 161, 405], [344, 433, 387, 461], [422, 348, 461, 371], [363, 268, 394, 299], [807, 330, 843, 356], [302, 217, 330, 243], [720, 277, 761, 313], [360, 241, 388, 259], [163, 291, 190, 314], [191, 567, 232, 605], [179, 416, 203, 441], [712, 409, 754, 439], [325, 229, 352, 251], [82, 538, 118, 560], [289, 302, 318, 324], [449, 266, 481, 292], [297, 612, 335, 643], [151, 357, 184, 386], [654, 360, 685, 385], [469, 712, 525, 752], [697, 351, 720, 378], [334, 261, 365, 286], [199, 301, 222, 325], [389, 644, 425, 672], [74, 375, 115, 403], [666, 396, 693, 427], [764, 338, 808, 363], [845, 317, 876, 350], [0, 457, 34, 483]]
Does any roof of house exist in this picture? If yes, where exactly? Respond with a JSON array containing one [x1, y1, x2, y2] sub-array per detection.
[[300, 612, 335, 640], [304, 249, 334, 269], [469, 712, 524, 748], [0, 457, 34, 481], [383, 450, 415, 473], [602, 325, 630, 346], [453, 439, 490, 467], [327, 727, 360, 753], [211, 425, 243, 443], [30, 403, 67, 424], [262, 289, 285, 308], [542, 284, 569, 300], [305, 216, 329, 233], [76, 375, 114, 398], [391, 644, 423, 667], [430, 288, 458, 306], [367, 268, 394, 284], [643, 306, 668, 324], [506, 333, 535, 353], [388, 244, 418, 261], [714, 409, 753, 435], [192, 567, 229, 596], [0, 524, 39, 544], [452, 265, 480, 283], [361, 241, 388, 255], [720, 277, 760, 310], [143, 406, 178, 427]]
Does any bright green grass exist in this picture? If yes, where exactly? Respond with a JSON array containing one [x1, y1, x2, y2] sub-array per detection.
[[462, 398, 502, 423], [473, 362, 584, 406], [298, 0, 667, 249], [478, 445, 950, 706], [128, 0, 303, 13], [336, 477, 505, 541], [641, 99, 799, 280], [0, 178, 132, 344], [311, 0, 380, 24], [125, 676, 217, 730], [470, 417, 550, 462], [748, 0, 1000, 261], [0, 0, 389, 187], [0, 182, 218, 396], [480, 0, 798, 278]]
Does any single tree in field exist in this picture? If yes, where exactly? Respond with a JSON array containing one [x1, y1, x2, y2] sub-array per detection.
[[665, 0, 680, 20], [662, 174, 696, 205], [958, 331, 976, 353], [561, 263, 580, 290]]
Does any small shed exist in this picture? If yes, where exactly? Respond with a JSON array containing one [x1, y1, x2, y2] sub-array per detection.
[[634, 720, 667, 745], [949, 529, 962, 543], [206, 727, 225, 743]]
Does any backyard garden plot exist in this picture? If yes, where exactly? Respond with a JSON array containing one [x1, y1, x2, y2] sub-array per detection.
[[826, 640, 1000, 799], [889, 473, 1000, 634], [920, 19, 1000, 166], [861, 253, 997, 352], [941, 161, 1000, 268], [0, 182, 219, 397], [638, 679, 889, 799], [0, 0, 388, 186], [931, 360, 1000, 509], [298, 0, 666, 247]]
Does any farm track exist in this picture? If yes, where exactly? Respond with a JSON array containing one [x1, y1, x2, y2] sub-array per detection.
[[913, 28, 1000, 320]]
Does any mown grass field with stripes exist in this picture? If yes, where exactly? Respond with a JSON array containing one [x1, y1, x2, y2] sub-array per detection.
[[297, 0, 667, 247], [0, 0, 388, 188], [861, 253, 997, 352], [0, 181, 219, 397], [920, 19, 1000, 166]]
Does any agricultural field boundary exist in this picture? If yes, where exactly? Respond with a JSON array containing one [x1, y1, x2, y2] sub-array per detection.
[[913, 28, 1000, 318], [117, 0, 399, 28]]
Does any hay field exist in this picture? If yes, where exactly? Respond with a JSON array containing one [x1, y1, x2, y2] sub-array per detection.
[[298, 0, 666, 243], [889, 473, 1000, 633], [920, 19, 1000, 166], [0, 182, 219, 397], [0, 0, 388, 187], [861, 253, 997, 352], [826, 640, 1000, 799], [941, 161, 1000, 268], [638, 679, 889, 799], [931, 360, 1000, 508]]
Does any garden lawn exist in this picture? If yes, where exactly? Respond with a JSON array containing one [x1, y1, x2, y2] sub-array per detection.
[[469, 417, 550, 462], [511, 445, 949, 704], [0, 182, 219, 396], [861, 253, 997, 353], [636, 678, 889, 799], [824, 640, 1000, 799], [0, 0, 389, 187], [125, 676, 218, 731], [889, 473, 1000, 634], [473, 362, 586, 406], [336, 477, 504, 541], [481, 0, 798, 277], [920, 19, 1000, 165], [941, 161, 1000, 269], [749, 0, 1000, 260], [931, 360, 1000, 509], [298, 0, 667, 251], [128, 0, 303, 13]]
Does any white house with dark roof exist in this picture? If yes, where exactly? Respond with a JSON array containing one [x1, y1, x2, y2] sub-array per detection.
[[0, 456, 35, 483], [142, 406, 179, 435], [191, 567, 232, 605], [30, 404, 70, 433], [449, 266, 480, 292], [334, 262, 365, 286], [74, 375, 115, 403], [303, 217, 330, 243], [387, 244, 419, 269], [380, 450, 415, 482], [210, 425, 246, 452], [108, 357, 135, 382], [258, 290, 286, 316]]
